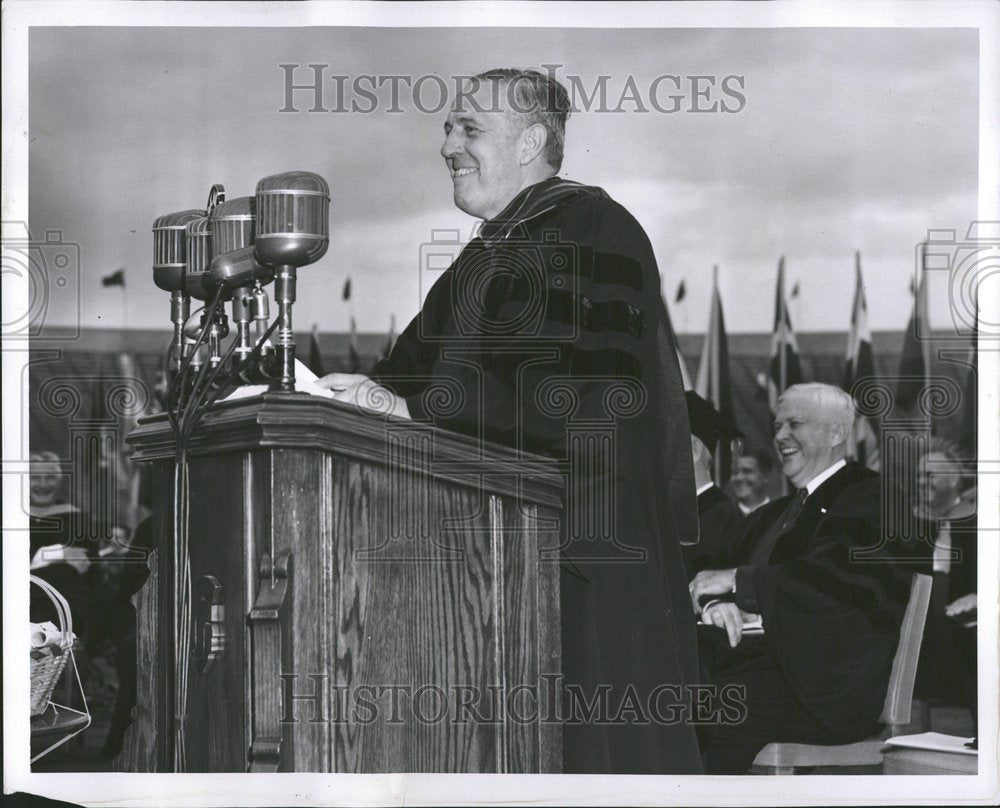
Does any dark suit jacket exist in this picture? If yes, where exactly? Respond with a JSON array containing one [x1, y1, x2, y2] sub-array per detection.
[[726, 462, 912, 733], [683, 485, 744, 577]]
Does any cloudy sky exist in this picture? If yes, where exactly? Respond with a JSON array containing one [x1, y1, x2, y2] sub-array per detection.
[[27, 24, 978, 335]]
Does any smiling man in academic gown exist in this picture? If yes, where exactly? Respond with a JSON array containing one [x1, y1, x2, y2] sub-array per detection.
[[318, 68, 702, 774]]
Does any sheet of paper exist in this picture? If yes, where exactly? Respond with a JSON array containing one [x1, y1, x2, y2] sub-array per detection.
[[883, 732, 978, 756]]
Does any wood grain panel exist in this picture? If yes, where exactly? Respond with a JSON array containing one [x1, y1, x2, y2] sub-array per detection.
[[125, 395, 564, 773], [500, 495, 538, 773], [113, 547, 158, 773], [535, 504, 563, 772], [267, 448, 331, 772], [185, 453, 253, 771]]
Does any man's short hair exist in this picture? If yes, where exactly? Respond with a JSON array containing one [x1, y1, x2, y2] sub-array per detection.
[[473, 68, 571, 171], [780, 382, 855, 439], [30, 450, 61, 467], [742, 445, 776, 476]]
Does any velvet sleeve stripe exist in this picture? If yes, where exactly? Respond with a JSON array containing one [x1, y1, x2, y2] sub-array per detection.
[[494, 289, 646, 340], [576, 246, 645, 291], [492, 343, 643, 380]]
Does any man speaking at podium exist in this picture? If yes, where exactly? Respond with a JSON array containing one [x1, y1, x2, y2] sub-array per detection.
[[318, 68, 701, 774]]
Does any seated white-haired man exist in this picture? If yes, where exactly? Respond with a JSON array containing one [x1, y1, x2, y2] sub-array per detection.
[[688, 382, 912, 774]]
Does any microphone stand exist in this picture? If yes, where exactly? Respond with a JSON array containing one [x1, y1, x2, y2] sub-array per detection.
[[273, 265, 297, 391], [170, 291, 191, 374], [230, 285, 254, 367]]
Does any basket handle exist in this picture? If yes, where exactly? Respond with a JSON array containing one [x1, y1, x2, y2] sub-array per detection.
[[29, 575, 73, 645]]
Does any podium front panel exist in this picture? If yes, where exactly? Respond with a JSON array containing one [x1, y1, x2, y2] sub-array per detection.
[[121, 395, 563, 773]]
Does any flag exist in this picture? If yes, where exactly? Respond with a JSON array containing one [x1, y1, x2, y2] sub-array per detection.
[[674, 280, 686, 303], [381, 314, 397, 360], [959, 295, 977, 457], [790, 281, 800, 298], [842, 252, 880, 470], [766, 256, 803, 414], [348, 316, 360, 373], [895, 246, 931, 411], [695, 266, 737, 484], [102, 268, 126, 287], [660, 288, 692, 390], [306, 324, 325, 377], [342, 277, 352, 301], [675, 344, 693, 392]]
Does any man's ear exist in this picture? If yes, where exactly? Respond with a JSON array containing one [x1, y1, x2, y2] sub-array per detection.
[[519, 123, 548, 165], [828, 421, 849, 447]]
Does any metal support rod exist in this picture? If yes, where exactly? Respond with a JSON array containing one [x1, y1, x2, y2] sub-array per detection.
[[274, 266, 297, 392], [231, 286, 254, 368], [170, 291, 191, 374]]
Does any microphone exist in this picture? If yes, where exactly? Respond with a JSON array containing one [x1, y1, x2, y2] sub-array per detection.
[[153, 209, 206, 374], [209, 196, 263, 367], [211, 196, 256, 256], [184, 215, 214, 302], [254, 171, 330, 391]]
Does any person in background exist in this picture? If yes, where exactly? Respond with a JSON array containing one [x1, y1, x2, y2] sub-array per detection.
[[689, 383, 911, 774], [682, 391, 745, 576], [730, 445, 774, 516], [29, 451, 96, 629], [913, 436, 977, 726]]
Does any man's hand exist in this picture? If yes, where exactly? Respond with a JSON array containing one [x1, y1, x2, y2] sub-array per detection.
[[945, 592, 977, 617], [30, 544, 90, 574], [688, 568, 737, 614], [315, 373, 411, 419], [701, 602, 759, 648]]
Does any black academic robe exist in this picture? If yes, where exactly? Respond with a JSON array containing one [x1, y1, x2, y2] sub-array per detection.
[[372, 177, 702, 773], [724, 462, 912, 734], [913, 487, 978, 708], [29, 504, 105, 641], [683, 485, 744, 577]]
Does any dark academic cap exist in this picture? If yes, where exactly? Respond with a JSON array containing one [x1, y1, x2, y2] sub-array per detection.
[[685, 391, 743, 451]]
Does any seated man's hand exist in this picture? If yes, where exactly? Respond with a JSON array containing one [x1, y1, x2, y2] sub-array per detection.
[[945, 592, 977, 617], [688, 568, 736, 614], [316, 373, 410, 419], [30, 544, 91, 574], [701, 602, 757, 648]]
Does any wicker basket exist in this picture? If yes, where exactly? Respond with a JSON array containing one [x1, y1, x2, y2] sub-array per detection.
[[29, 575, 76, 716]]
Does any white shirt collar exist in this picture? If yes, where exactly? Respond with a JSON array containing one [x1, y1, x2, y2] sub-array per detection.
[[696, 481, 715, 496], [803, 458, 847, 496], [738, 497, 770, 515]]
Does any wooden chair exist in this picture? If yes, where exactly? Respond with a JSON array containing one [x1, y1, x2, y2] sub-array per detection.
[[751, 573, 933, 775]]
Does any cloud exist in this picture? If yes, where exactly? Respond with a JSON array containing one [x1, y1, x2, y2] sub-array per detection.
[[27, 25, 979, 334]]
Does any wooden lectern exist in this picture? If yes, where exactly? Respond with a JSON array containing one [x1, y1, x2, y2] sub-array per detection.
[[118, 393, 563, 773]]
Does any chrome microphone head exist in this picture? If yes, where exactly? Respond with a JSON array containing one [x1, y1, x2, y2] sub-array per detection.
[[153, 209, 205, 292], [184, 215, 214, 300], [254, 171, 329, 267], [210, 196, 256, 257]]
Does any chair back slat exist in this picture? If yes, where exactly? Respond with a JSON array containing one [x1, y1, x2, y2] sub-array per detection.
[[880, 573, 933, 727]]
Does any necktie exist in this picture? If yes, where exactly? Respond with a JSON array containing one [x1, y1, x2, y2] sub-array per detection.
[[781, 488, 809, 532], [748, 488, 808, 566]]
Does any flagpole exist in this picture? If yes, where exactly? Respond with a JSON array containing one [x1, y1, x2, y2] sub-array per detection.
[[778, 257, 787, 404], [778, 256, 789, 496], [919, 243, 932, 398], [711, 266, 721, 484]]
